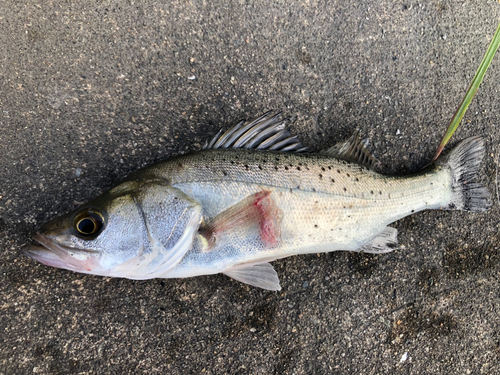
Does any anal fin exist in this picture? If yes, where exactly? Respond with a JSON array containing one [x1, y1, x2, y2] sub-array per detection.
[[358, 227, 398, 254], [223, 262, 281, 291]]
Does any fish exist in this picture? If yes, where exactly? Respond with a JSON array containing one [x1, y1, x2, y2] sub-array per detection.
[[24, 112, 491, 290]]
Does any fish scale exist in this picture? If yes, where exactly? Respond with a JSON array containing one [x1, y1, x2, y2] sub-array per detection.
[[137, 149, 451, 215], [24, 113, 491, 290], [146, 149, 453, 280]]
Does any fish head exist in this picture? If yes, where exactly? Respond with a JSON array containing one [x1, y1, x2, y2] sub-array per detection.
[[24, 180, 202, 278]]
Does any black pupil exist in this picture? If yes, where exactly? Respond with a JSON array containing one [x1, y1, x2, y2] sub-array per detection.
[[78, 218, 96, 234]]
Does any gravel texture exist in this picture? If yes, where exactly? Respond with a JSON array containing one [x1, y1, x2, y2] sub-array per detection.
[[1, 1, 500, 374]]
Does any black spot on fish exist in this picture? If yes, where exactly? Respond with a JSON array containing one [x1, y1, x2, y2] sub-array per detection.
[[355, 178, 359, 182], [370, 191, 374, 195], [331, 178, 335, 183], [296, 166, 301, 171], [222, 170, 228, 176], [245, 165, 249, 170], [343, 187, 347, 192], [258, 165, 263, 170], [285, 166, 289, 170], [274, 166, 278, 171], [312, 188, 316, 192], [319, 174, 323, 179], [321, 167, 325, 172], [346, 173, 350, 177], [337, 169, 341, 173]]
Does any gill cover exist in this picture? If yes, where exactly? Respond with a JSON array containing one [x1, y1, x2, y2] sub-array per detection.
[[116, 181, 202, 279]]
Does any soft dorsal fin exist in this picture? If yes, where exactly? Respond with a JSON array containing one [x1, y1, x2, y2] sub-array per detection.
[[322, 130, 379, 169], [223, 262, 281, 291], [203, 111, 307, 152]]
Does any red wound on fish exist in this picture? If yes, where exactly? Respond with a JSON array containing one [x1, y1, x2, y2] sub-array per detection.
[[253, 191, 282, 246], [199, 190, 282, 250]]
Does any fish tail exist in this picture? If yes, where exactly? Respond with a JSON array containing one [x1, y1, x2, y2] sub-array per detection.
[[440, 136, 491, 212]]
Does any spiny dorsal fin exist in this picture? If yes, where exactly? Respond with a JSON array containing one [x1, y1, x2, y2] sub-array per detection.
[[321, 130, 379, 169], [203, 111, 307, 153]]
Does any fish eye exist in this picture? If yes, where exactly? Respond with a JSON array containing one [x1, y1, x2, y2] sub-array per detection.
[[74, 209, 105, 237]]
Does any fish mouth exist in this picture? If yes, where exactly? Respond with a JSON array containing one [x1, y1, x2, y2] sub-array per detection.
[[24, 233, 98, 272]]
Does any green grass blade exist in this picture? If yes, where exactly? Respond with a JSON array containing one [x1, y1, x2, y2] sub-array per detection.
[[432, 21, 500, 161]]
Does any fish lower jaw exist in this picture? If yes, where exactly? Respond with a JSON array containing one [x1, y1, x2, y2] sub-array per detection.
[[23, 245, 82, 271]]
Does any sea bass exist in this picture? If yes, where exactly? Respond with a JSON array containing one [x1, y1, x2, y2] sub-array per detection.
[[24, 113, 491, 290]]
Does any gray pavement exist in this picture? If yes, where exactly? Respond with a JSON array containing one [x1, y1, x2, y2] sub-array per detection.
[[1, 1, 500, 374]]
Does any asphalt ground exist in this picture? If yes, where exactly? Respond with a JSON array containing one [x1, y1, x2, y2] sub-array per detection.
[[1, 1, 500, 374]]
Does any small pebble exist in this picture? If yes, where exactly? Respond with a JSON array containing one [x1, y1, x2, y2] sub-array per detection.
[[400, 352, 408, 363]]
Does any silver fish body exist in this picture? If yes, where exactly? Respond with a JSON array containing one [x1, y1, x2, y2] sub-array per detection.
[[25, 114, 491, 290]]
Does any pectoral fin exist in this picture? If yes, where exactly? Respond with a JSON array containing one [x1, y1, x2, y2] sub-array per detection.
[[223, 262, 281, 291], [199, 190, 282, 249], [358, 227, 398, 254]]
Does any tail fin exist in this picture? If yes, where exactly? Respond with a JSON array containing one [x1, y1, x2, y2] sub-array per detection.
[[440, 136, 491, 212]]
